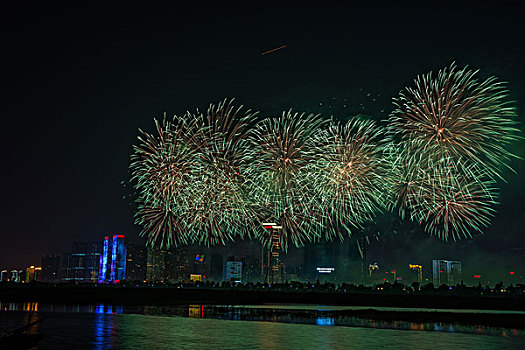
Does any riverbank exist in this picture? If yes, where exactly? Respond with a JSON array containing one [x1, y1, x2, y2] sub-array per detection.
[[1, 284, 524, 312]]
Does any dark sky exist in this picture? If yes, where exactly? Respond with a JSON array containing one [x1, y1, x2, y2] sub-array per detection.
[[2, 2, 524, 276]]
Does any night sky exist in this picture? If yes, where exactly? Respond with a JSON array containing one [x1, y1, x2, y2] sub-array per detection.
[[2, 3, 524, 278]]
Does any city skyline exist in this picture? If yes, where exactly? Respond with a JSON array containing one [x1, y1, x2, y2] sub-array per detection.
[[2, 3, 524, 274], [1, 232, 521, 286]]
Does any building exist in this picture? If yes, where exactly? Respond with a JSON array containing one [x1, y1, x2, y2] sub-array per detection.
[[172, 246, 191, 281], [62, 241, 102, 282], [432, 260, 462, 286], [10, 270, 22, 283], [145, 246, 191, 282], [1, 270, 9, 282], [41, 255, 61, 282], [261, 223, 285, 283], [192, 252, 209, 280], [110, 235, 127, 282], [98, 235, 127, 283], [241, 255, 260, 282], [408, 264, 423, 284], [25, 266, 42, 282], [224, 257, 242, 282], [368, 262, 380, 283], [304, 240, 339, 282], [210, 253, 224, 281], [146, 246, 166, 282], [126, 244, 147, 282], [10, 270, 24, 283]]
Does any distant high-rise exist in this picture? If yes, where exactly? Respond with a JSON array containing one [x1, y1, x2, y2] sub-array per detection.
[[304, 240, 338, 282], [241, 255, 260, 282], [166, 246, 190, 281], [261, 224, 284, 283], [146, 246, 166, 282], [224, 257, 242, 282], [98, 235, 127, 283], [126, 244, 147, 282], [369, 262, 380, 283], [192, 252, 209, 280], [41, 255, 61, 282], [210, 253, 224, 281], [62, 241, 102, 282], [432, 260, 461, 286], [145, 246, 190, 282], [1, 270, 9, 282], [111, 235, 127, 282], [25, 266, 41, 282], [10, 270, 21, 283], [408, 264, 423, 284]]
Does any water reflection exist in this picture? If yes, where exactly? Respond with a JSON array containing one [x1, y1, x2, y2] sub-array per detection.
[[188, 304, 203, 319], [93, 304, 122, 349], [316, 317, 335, 326], [0, 302, 522, 338]]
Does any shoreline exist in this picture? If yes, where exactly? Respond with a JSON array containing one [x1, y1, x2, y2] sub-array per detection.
[[2, 301, 524, 330], [1, 285, 524, 311]]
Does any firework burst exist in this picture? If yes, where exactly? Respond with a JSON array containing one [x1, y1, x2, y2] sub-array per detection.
[[387, 64, 519, 239], [246, 110, 327, 249], [130, 117, 196, 248], [410, 159, 498, 240], [388, 63, 520, 178], [311, 118, 390, 240], [131, 99, 258, 248], [184, 99, 259, 245]]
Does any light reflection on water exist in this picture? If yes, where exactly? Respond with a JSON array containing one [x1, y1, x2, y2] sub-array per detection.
[[0, 302, 524, 349]]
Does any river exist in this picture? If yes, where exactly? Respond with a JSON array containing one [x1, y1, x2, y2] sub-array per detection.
[[0, 302, 523, 349]]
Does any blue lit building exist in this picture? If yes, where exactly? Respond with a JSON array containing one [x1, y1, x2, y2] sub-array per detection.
[[98, 235, 127, 283], [224, 257, 242, 282]]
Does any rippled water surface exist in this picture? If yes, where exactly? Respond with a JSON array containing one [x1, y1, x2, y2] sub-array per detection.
[[1, 303, 523, 349]]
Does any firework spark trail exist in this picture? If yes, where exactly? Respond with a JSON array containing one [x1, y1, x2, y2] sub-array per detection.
[[261, 45, 287, 55]]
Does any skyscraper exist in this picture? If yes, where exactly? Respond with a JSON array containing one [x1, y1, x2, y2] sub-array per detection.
[[10, 270, 21, 283], [1, 270, 9, 282], [126, 243, 147, 282], [98, 235, 127, 283], [41, 255, 61, 282], [304, 240, 338, 282], [224, 257, 242, 282], [261, 224, 284, 283], [432, 260, 462, 286], [408, 264, 423, 284], [146, 246, 167, 282], [25, 266, 41, 282], [63, 241, 102, 282], [241, 255, 260, 282], [145, 246, 190, 282], [111, 235, 127, 282], [210, 253, 224, 281]]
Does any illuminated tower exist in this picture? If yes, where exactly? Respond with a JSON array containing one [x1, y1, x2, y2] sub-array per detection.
[[98, 236, 110, 283], [110, 235, 127, 283], [98, 234, 127, 283], [432, 260, 461, 286], [409, 264, 423, 283], [261, 223, 283, 284]]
